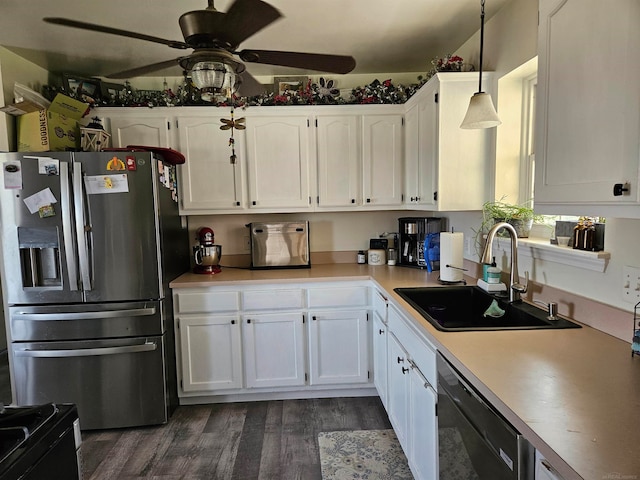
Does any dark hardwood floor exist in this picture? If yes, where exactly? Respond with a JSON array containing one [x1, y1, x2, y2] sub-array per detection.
[[81, 396, 391, 480]]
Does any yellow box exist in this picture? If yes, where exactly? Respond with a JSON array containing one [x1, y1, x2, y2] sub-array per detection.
[[17, 94, 89, 152]]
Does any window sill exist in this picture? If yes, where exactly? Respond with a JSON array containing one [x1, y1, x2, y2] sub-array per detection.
[[494, 237, 610, 272]]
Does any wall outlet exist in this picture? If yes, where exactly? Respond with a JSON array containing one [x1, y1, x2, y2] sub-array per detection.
[[244, 235, 251, 252], [622, 266, 640, 302], [464, 237, 473, 256]]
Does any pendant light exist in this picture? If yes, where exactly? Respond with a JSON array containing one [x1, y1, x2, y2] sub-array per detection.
[[460, 0, 501, 129]]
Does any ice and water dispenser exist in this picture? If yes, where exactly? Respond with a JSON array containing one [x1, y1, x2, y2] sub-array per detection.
[[18, 227, 62, 288]]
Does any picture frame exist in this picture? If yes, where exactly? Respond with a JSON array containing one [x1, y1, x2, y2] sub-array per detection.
[[99, 81, 127, 102], [273, 76, 308, 96], [62, 73, 102, 101]]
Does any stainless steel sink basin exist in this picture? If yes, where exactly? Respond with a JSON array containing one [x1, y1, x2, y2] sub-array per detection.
[[394, 286, 581, 332]]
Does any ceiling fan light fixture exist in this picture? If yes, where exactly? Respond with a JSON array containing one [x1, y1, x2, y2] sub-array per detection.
[[190, 60, 236, 90], [460, 0, 501, 129]]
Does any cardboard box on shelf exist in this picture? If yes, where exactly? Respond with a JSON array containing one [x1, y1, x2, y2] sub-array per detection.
[[16, 94, 89, 152]]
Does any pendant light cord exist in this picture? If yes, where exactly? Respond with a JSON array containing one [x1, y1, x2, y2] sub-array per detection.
[[478, 0, 485, 93]]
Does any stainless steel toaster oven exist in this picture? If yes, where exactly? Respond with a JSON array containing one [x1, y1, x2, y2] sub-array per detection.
[[247, 221, 310, 269]]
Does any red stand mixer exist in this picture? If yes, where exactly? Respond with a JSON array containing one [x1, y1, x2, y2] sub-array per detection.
[[193, 227, 222, 274]]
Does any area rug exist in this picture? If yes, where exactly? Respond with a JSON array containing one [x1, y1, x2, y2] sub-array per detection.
[[318, 429, 413, 480]]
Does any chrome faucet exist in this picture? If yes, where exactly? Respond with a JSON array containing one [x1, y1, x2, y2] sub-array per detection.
[[481, 222, 528, 302]]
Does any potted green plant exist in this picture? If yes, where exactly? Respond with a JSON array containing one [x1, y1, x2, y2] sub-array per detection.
[[481, 199, 543, 238], [472, 198, 545, 259]]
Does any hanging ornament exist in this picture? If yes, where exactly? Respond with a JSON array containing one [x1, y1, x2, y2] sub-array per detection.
[[220, 104, 245, 164]]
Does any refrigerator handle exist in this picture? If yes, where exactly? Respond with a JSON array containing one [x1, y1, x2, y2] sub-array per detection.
[[14, 307, 157, 321], [73, 162, 92, 291], [14, 341, 158, 358], [60, 162, 79, 291]]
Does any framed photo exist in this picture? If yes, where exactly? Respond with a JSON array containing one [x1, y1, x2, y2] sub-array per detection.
[[273, 76, 308, 95], [62, 74, 101, 101], [100, 81, 126, 102]]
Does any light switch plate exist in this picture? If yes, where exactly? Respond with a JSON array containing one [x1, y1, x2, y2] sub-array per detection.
[[622, 266, 640, 302]]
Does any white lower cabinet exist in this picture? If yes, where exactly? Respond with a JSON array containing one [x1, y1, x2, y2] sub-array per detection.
[[173, 282, 373, 398], [242, 312, 306, 388], [372, 312, 388, 407], [308, 309, 369, 385], [178, 314, 243, 392], [386, 304, 438, 480], [535, 450, 565, 480]]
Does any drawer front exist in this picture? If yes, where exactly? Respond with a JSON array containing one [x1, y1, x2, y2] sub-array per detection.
[[388, 304, 436, 387], [307, 286, 369, 308], [242, 288, 304, 311], [372, 289, 388, 322], [175, 290, 240, 314]]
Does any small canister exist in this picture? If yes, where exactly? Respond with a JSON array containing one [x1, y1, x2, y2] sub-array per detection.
[[357, 250, 366, 264], [368, 249, 386, 266]]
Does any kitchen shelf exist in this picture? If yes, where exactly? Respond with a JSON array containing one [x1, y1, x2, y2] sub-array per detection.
[[495, 237, 610, 272]]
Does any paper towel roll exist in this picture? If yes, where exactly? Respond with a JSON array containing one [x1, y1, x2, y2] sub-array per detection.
[[440, 232, 464, 283]]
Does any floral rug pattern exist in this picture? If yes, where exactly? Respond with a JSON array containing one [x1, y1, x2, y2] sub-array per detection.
[[318, 429, 413, 480]]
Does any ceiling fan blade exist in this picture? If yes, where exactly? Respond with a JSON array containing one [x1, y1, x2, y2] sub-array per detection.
[[218, 0, 283, 47], [106, 58, 185, 79], [239, 50, 356, 74], [236, 70, 266, 97], [43, 17, 189, 49]]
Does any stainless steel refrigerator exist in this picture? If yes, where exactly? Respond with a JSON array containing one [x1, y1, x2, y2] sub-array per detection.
[[0, 151, 188, 430]]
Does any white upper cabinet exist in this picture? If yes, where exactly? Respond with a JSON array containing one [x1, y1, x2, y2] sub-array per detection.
[[535, 0, 640, 216], [106, 112, 172, 148], [403, 72, 493, 211], [244, 112, 314, 210], [315, 114, 360, 208], [177, 114, 246, 213], [362, 113, 404, 207]]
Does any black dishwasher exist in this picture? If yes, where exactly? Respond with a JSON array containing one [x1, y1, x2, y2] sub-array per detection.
[[437, 353, 534, 479]]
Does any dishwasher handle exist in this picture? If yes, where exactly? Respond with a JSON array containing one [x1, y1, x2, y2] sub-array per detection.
[[14, 341, 157, 358]]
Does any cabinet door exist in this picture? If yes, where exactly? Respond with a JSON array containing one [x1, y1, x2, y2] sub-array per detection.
[[372, 313, 388, 408], [536, 0, 640, 209], [316, 115, 360, 207], [177, 115, 245, 212], [387, 332, 410, 451], [109, 116, 171, 148], [408, 363, 438, 480], [308, 310, 369, 385], [405, 96, 437, 207], [242, 312, 306, 388], [178, 315, 242, 392], [245, 115, 313, 209], [362, 114, 403, 206]]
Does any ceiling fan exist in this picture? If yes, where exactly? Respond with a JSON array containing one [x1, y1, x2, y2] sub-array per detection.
[[43, 0, 356, 100]]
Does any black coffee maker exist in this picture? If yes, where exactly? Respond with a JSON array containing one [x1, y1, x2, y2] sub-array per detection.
[[397, 217, 446, 269]]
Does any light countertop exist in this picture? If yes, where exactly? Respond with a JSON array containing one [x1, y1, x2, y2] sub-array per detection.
[[170, 264, 640, 480]]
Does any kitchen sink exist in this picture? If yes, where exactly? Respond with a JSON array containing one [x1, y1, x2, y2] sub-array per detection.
[[394, 286, 582, 331]]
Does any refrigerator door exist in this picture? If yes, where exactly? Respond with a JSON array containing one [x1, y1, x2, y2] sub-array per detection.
[[74, 152, 162, 302], [0, 153, 83, 305], [12, 335, 169, 430]]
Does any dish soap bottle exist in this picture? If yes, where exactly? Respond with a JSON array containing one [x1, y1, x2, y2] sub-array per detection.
[[486, 257, 501, 284]]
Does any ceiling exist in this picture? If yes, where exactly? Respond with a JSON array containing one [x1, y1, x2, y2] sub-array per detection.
[[0, 0, 511, 81]]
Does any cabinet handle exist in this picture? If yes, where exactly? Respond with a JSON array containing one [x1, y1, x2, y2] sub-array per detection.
[[235, 201, 240, 206], [410, 197, 415, 202], [312, 315, 317, 321], [247, 319, 251, 324], [252, 201, 257, 206], [231, 320, 235, 325], [416, 196, 420, 201], [379, 329, 384, 335], [397, 356, 404, 364], [351, 199, 355, 204], [402, 367, 410, 374], [366, 198, 371, 203]]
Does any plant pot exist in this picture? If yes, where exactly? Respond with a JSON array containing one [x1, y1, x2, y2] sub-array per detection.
[[493, 218, 533, 238], [507, 218, 533, 238]]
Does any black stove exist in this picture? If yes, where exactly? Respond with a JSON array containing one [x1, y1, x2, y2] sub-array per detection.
[[0, 403, 82, 480]]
